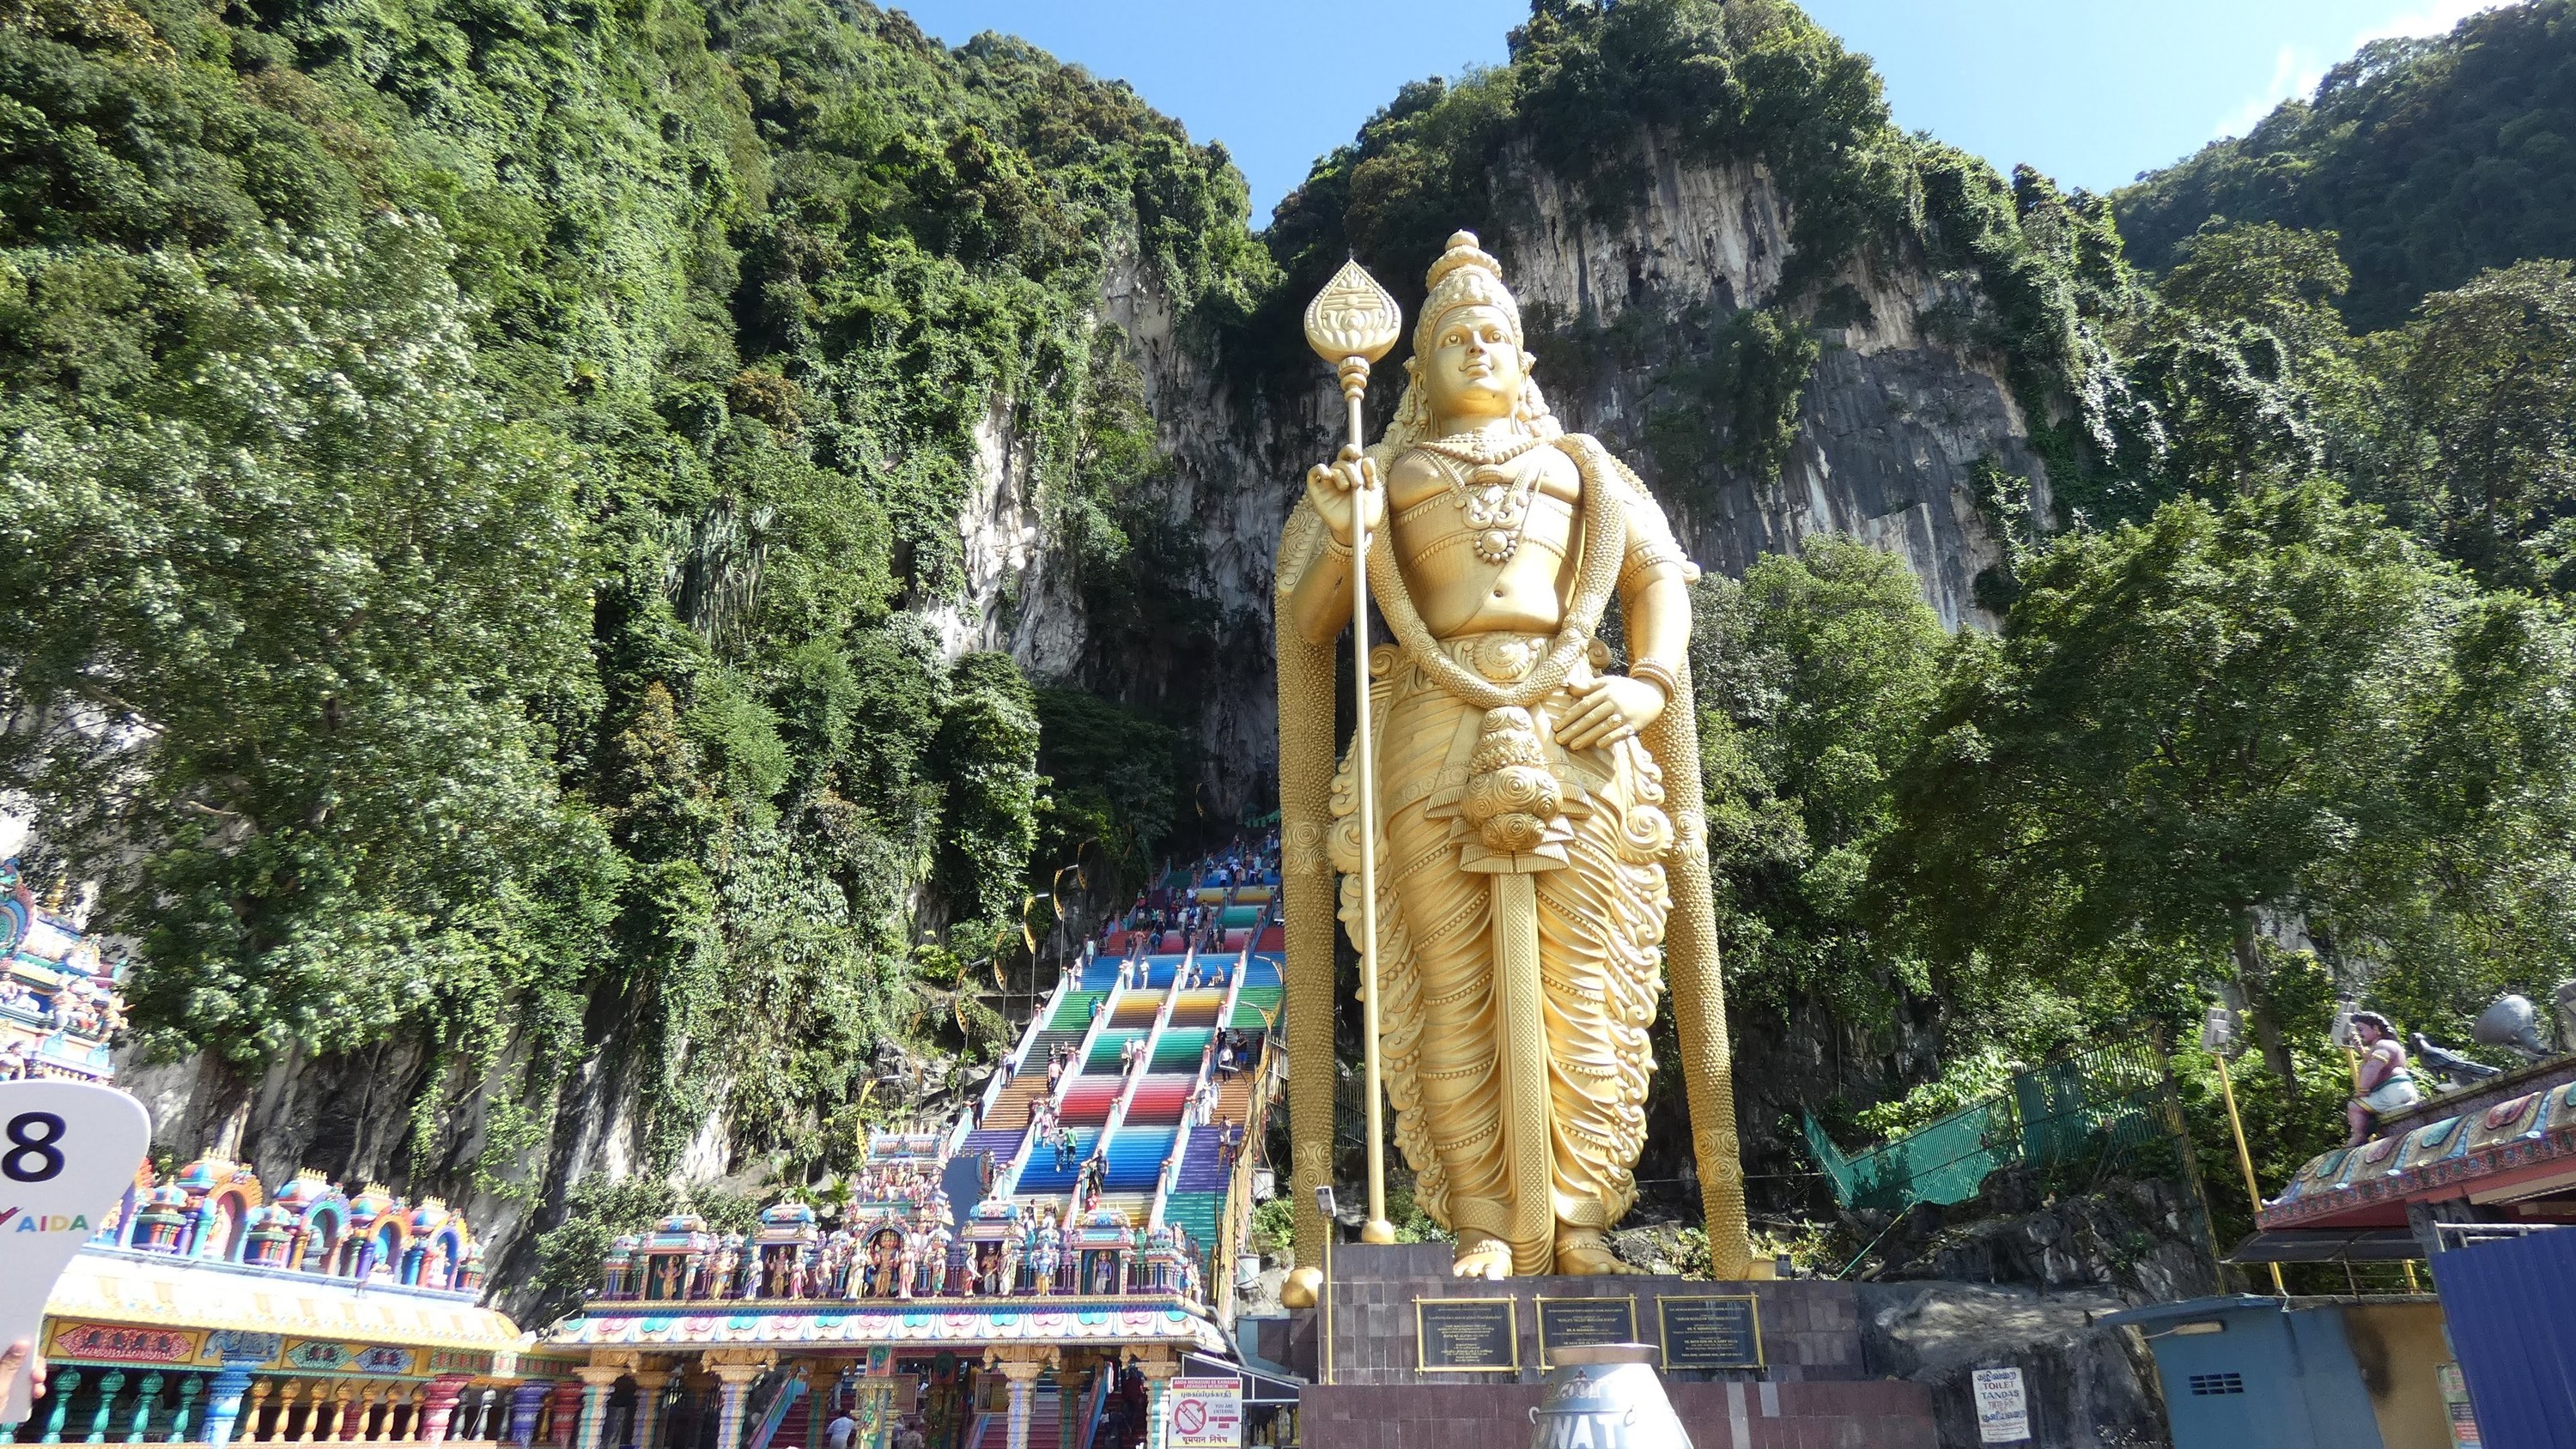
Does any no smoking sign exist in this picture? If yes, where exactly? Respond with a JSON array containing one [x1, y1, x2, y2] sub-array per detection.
[[1167, 1377, 1242, 1449]]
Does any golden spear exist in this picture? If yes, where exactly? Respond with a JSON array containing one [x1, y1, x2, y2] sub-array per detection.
[[1303, 259, 1402, 1246]]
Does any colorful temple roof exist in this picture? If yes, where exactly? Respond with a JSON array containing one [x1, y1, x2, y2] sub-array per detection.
[[2261, 1054, 2576, 1233], [46, 1249, 525, 1355], [0, 856, 122, 1081], [548, 1300, 1228, 1355]]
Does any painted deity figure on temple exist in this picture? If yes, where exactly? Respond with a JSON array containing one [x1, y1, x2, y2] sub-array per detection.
[[925, 1220, 954, 1296], [819, 1229, 852, 1297], [896, 1223, 921, 1300], [1278, 231, 1722, 1281], [653, 1254, 684, 1301], [786, 1248, 810, 1300], [707, 1240, 739, 1300], [1027, 1210, 1061, 1295], [999, 1220, 1026, 1294]]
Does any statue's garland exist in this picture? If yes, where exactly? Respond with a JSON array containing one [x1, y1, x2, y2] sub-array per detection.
[[1360, 433, 1630, 706]]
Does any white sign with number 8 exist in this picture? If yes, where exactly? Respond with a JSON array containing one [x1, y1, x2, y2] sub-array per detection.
[[0, 1082, 151, 1425]]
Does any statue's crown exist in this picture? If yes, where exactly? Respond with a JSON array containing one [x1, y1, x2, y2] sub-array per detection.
[[1417, 230, 1520, 355]]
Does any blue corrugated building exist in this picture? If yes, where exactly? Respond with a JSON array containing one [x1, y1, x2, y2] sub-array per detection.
[[2102, 1294, 2458, 1449]]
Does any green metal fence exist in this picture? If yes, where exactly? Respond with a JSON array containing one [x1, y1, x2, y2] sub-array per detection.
[[1803, 1036, 2183, 1214]]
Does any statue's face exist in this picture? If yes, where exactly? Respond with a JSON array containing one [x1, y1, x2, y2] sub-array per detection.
[[1423, 303, 1526, 422]]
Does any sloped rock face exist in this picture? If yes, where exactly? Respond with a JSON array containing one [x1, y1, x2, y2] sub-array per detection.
[[1861, 1281, 2171, 1449], [1498, 135, 2047, 632]]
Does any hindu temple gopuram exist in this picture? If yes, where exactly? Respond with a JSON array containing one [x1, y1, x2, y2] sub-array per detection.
[[539, 850, 1296, 1449], [0, 840, 1297, 1449]]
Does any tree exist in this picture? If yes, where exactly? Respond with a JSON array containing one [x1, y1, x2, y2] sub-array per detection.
[[1878, 483, 2524, 1097], [0, 218, 614, 1064], [1690, 537, 1949, 1024], [2158, 222, 2354, 367], [2115, 3, 2576, 331], [2377, 260, 2576, 597]]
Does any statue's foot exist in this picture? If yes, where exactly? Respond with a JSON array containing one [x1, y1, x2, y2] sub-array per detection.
[[1552, 1228, 1620, 1276], [1451, 1236, 1513, 1279]]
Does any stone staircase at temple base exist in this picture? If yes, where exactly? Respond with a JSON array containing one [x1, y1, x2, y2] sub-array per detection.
[[965, 1385, 1063, 1449], [915, 846, 1285, 1306]]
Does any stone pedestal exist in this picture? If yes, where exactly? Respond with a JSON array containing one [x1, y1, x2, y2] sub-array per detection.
[[1283, 1243, 1935, 1449]]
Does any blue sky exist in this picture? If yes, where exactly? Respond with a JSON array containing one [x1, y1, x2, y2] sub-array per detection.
[[890, 0, 2505, 224]]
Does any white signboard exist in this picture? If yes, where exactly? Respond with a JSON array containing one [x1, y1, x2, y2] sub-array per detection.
[[1973, 1367, 2031, 1444], [0, 1082, 150, 1422], [1167, 1376, 1243, 1449]]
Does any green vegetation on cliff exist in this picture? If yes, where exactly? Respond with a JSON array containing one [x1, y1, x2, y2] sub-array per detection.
[[0, 0, 1261, 1190], [2117, 0, 2576, 331], [1261, 0, 2132, 495]]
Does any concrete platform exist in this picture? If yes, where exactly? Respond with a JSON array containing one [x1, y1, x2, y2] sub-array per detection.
[[1260, 1243, 1938, 1448]]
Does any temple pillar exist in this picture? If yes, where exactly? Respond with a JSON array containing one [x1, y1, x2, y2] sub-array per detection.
[[627, 1371, 669, 1449], [199, 1367, 254, 1449], [1054, 1356, 1084, 1449], [1136, 1357, 1181, 1449], [418, 1375, 475, 1448], [548, 1382, 585, 1449], [573, 1369, 625, 1449], [851, 1381, 894, 1449], [984, 1352, 1051, 1449], [703, 1355, 770, 1449], [508, 1384, 551, 1447]]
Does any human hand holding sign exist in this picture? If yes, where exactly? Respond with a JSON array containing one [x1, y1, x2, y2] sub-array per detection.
[[0, 1082, 150, 1424]]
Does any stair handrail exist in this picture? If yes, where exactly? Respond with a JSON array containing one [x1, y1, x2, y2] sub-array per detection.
[[1078, 1367, 1112, 1449], [1214, 1003, 1286, 1325], [999, 961, 1123, 1196], [1148, 938, 1250, 1232], [1070, 945, 1187, 1222], [952, 966, 1075, 1160]]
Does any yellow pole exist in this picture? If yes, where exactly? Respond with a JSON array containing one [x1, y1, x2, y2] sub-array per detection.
[[2213, 1050, 2287, 1295], [1342, 367, 1394, 1249], [1303, 260, 1402, 1248]]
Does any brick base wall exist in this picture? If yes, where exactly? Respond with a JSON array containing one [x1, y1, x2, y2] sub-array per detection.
[[1297, 1379, 1938, 1449]]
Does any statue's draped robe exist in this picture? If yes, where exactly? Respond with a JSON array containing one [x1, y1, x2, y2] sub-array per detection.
[[1307, 438, 1690, 1274]]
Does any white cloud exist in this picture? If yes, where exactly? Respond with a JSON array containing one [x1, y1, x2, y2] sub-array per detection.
[[2355, 0, 2506, 46], [2213, 45, 2327, 141], [2206, 2, 2520, 146]]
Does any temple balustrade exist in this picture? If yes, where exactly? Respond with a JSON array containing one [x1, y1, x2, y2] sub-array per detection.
[[8, 1366, 571, 1449], [592, 1202, 1206, 1307]]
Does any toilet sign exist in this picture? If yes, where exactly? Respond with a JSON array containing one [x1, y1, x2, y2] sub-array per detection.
[[1167, 1376, 1242, 1449], [1973, 1367, 2031, 1443], [0, 1082, 151, 1423]]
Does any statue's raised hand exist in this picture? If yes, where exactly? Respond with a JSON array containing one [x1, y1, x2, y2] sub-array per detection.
[[1305, 445, 1383, 548]]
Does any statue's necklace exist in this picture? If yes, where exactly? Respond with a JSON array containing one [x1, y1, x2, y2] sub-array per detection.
[[1416, 431, 1549, 564]]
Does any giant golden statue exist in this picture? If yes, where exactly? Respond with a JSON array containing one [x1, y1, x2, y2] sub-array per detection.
[[1276, 233, 1754, 1290]]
